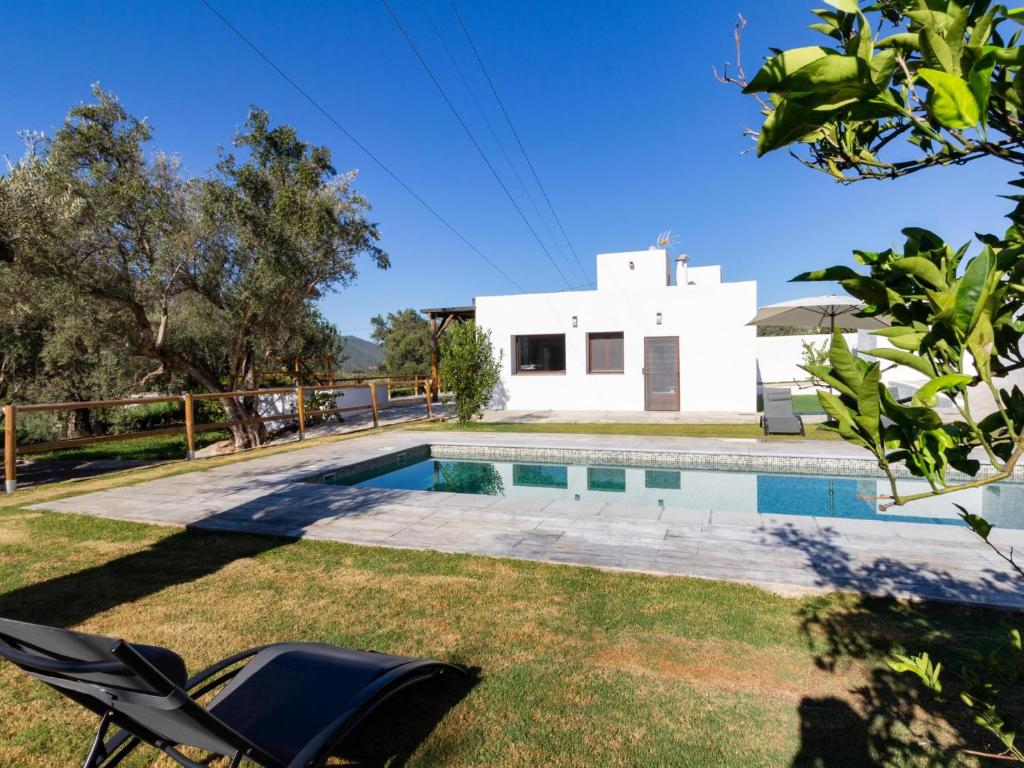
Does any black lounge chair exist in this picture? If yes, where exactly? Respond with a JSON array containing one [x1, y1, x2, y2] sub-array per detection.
[[760, 388, 804, 435], [0, 617, 465, 767]]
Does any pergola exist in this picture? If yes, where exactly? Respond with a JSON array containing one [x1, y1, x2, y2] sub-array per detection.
[[420, 305, 476, 395]]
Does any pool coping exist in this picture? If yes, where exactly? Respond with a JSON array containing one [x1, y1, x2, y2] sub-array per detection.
[[309, 439, 1024, 485]]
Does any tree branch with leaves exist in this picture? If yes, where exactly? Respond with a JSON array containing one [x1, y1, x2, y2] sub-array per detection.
[[733, 1, 1024, 760]]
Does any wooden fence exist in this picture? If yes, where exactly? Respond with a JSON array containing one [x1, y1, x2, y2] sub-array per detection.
[[2, 376, 435, 493]]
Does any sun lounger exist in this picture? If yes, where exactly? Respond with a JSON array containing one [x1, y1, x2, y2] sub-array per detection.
[[760, 388, 805, 435], [0, 617, 464, 767]]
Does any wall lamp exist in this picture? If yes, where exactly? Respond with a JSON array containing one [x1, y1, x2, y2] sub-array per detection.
[[572, 315, 578, 328], [656, 312, 663, 325]]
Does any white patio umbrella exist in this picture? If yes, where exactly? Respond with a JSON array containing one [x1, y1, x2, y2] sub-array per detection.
[[747, 294, 888, 332]]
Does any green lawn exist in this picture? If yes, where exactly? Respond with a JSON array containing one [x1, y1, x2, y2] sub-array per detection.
[[419, 420, 841, 440], [0, 463, 1002, 766], [28, 431, 231, 462], [792, 393, 825, 415]]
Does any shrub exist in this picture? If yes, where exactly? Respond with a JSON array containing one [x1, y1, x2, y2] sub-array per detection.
[[439, 322, 501, 424]]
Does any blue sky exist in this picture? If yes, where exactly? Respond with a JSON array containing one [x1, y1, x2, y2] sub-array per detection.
[[2, 1, 1014, 339]]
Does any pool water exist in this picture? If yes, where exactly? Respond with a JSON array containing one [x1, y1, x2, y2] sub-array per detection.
[[321, 457, 1024, 528]]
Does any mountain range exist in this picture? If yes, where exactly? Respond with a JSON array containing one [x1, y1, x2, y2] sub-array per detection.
[[340, 335, 384, 372]]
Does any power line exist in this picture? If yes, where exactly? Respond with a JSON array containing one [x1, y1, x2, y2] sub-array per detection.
[[416, 0, 585, 285], [380, 0, 573, 289], [197, 0, 525, 293], [448, 0, 590, 285]]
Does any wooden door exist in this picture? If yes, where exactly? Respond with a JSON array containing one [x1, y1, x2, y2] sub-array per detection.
[[644, 337, 679, 411]]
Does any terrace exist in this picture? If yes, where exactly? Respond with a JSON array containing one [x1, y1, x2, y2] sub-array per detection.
[[28, 428, 1024, 610]]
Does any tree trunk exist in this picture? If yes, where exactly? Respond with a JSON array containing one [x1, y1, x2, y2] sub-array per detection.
[[65, 407, 94, 439], [221, 395, 267, 450]]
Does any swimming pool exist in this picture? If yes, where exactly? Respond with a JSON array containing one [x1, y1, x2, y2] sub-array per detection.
[[320, 456, 1024, 529]]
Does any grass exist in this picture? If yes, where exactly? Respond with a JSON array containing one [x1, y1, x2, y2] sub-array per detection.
[[417, 420, 842, 440], [0, 449, 1006, 767], [792, 393, 825, 415], [28, 430, 231, 462], [20, 412, 837, 470]]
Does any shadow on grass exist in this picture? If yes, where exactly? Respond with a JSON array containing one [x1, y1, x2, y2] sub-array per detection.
[[0, 527, 286, 628], [769, 524, 1023, 765], [0, 520, 481, 766], [334, 667, 480, 767]]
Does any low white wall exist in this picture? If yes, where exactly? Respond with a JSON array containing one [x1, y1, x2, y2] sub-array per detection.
[[257, 384, 389, 431], [756, 333, 856, 384]]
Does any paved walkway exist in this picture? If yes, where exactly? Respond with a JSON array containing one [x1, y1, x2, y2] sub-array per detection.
[[31, 430, 1024, 610]]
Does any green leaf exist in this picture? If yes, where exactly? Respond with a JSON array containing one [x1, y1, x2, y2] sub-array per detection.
[[917, 68, 981, 128], [824, 0, 861, 13], [892, 256, 948, 289], [745, 47, 831, 93], [869, 49, 898, 89], [921, 28, 956, 74], [801, 364, 857, 399], [955, 246, 993, 333], [856, 362, 882, 441], [873, 327, 926, 353], [902, 227, 946, 253], [912, 374, 972, 407], [876, 32, 921, 50], [791, 265, 861, 281], [756, 99, 832, 156], [882, 397, 944, 430], [968, 312, 995, 379], [955, 504, 993, 540], [865, 348, 938, 378], [818, 390, 870, 446], [968, 52, 996, 127], [839, 276, 897, 309], [774, 54, 873, 97], [969, 6, 997, 48], [945, 6, 970, 75], [888, 651, 943, 694], [829, 330, 864, 388]]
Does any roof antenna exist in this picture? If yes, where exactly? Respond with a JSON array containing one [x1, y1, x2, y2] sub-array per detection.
[[653, 229, 677, 251]]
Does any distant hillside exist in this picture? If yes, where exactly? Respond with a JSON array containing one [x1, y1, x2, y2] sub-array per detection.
[[340, 335, 384, 372]]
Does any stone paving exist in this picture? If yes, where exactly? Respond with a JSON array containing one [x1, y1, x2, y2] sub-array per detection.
[[31, 430, 1024, 610]]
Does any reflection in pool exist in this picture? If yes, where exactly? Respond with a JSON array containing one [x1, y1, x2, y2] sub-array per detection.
[[319, 458, 1024, 529]]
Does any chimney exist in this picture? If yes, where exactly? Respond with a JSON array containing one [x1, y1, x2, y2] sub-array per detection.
[[675, 253, 690, 286]]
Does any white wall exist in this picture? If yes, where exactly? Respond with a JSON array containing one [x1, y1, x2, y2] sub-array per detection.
[[257, 384, 389, 431], [756, 333, 856, 384], [475, 249, 757, 413]]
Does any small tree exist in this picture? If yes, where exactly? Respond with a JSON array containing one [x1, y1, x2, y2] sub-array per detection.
[[439, 322, 501, 423], [799, 338, 830, 388]]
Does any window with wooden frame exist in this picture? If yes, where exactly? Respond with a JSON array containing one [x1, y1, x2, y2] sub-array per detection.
[[513, 334, 566, 374], [587, 332, 624, 374]]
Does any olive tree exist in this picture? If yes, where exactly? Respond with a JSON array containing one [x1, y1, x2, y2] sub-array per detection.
[[2, 86, 387, 448], [731, 2, 1024, 759], [370, 309, 431, 376], [439, 322, 501, 423]]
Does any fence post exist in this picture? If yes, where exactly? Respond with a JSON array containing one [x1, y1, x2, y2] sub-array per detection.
[[3, 405, 16, 493], [369, 383, 379, 428], [183, 393, 196, 460], [414, 375, 420, 396], [425, 379, 432, 418], [296, 386, 306, 440]]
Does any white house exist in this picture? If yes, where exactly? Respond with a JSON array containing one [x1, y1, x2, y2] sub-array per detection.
[[474, 247, 758, 413]]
